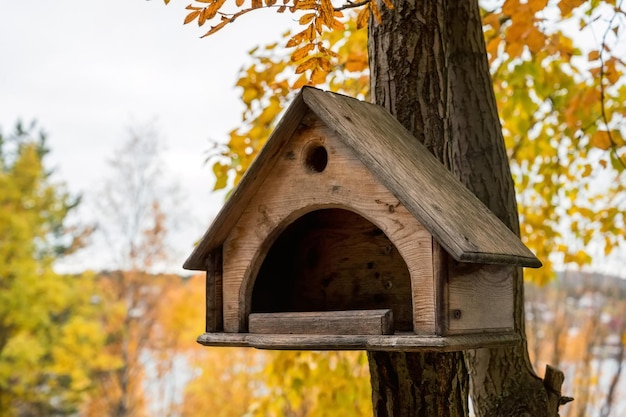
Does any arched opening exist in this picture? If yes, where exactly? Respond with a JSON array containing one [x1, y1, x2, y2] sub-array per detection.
[[251, 208, 413, 332]]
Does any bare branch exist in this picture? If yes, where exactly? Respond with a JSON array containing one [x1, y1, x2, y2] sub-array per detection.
[[334, 0, 369, 12]]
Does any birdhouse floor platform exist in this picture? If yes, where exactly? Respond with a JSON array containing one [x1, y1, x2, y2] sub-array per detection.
[[196, 331, 521, 352]]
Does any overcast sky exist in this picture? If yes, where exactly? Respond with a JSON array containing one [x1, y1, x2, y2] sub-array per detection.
[[0, 1, 300, 274]]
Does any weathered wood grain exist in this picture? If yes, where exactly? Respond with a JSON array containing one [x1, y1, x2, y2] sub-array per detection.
[[446, 262, 514, 333], [196, 331, 520, 352], [251, 209, 414, 331], [205, 249, 223, 332], [184, 87, 541, 272], [221, 117, 436, 334], [248, 310, 394, 335], [301, 87, 541, 268]]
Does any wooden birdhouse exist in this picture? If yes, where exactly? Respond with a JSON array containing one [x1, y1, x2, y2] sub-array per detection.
[[184, 87, 541, 352]]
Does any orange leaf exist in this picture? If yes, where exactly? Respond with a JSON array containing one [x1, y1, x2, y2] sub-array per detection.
[[184, 10, 201, 25], [591, 131, 611, 150], [558, 0, 585, 17], [291, 43, 315, 62], [286, 28, 307, 47], [311, 67, 328, 84], [201, 19, 230, 37], [331, 18, 344, 31], [318, 57, 333, 72], [588, 50, 601, 61], [370, 1, 382, 24], [292, 73, 308, 89], [295, 57, 318, 74], [294, 0, 317, 10], [527, 0, 548, 13], [299, 12, 315, 25], [356, 6, 369, 29], [236, 0, 245, 6], [198, 8, 208, 26], [206, 0, 226, 19]]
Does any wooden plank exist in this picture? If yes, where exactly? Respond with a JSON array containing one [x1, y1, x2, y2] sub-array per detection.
[[221, 119, 436, 333], [196, 331, 520, 352], [205, 249, 223, 332], [248, 310, 394, 335], [301, 87, 541, 268], [446, 262, 514, 333]]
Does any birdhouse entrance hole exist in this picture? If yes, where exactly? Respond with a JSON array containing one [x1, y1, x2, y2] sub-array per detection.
[[303, 142, 328, 173], [249, 208, 413, 332]]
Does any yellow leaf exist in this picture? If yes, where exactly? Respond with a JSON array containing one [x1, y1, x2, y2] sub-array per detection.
[[590, 131, 611, 150], [599, 159, 608, 168], [581, 164, 592, 178]]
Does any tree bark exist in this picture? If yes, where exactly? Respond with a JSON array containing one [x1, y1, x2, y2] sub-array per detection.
[[368, 0, 565, 416]]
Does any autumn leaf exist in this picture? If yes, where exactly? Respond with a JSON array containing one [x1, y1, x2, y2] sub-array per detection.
[[295, 57, 318, 73], [184, 10, 201, 24], [591, 131, 612, 150], [356, 6, 370, 29], [291, 43, 315, 62]]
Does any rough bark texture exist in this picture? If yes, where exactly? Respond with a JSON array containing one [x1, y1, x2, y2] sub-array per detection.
[[368, 0, 565, 416], [368, 351, 469, 417]]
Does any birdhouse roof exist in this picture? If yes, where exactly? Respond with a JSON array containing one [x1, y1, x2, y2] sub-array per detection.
[[184, 87, 541, 270]]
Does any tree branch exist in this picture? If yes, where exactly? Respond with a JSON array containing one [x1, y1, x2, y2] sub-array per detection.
[[334, 0, 369, 12]]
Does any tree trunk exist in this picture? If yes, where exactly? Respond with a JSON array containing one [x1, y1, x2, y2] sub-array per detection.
[[367, 0, 565, 416]]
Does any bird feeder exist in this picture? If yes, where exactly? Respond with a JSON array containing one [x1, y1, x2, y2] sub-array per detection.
[[183, 87, 541, 351]]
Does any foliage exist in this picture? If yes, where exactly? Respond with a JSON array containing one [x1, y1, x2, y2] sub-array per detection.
[[175, 0, 626, 285], [161, 1, 625, 415], [80, 127, 180, 416], [0, 122, 105, 416], [248, 351, 372, 417]]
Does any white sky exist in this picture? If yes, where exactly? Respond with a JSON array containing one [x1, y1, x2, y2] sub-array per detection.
[[0, 1, 300, 274]]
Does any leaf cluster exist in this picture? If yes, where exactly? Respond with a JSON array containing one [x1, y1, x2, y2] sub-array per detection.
[[196, 0, 626, 285], [0, 123, 106, 415]]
